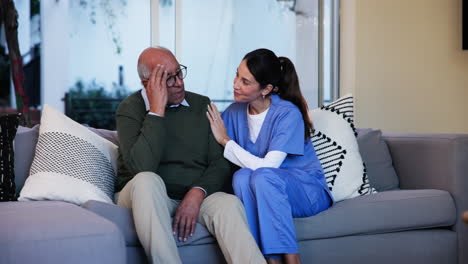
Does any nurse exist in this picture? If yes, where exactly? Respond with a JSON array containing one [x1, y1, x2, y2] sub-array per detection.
[[206, 48, 333, 264]]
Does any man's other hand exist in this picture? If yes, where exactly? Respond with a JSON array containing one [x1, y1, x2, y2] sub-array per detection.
[[172, 188, 205, 242]]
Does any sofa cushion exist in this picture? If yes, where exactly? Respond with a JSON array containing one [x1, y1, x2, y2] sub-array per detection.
[[82, 200, 216, 247], [82, 190, 456, 248], [0, 201, 125, 264], [14, 125, 40, 195], [294, 189, 456, 241], [356, 128, 399, 191]]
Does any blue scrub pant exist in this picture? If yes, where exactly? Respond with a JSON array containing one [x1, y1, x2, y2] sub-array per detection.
[[232, 167, 332, 258]]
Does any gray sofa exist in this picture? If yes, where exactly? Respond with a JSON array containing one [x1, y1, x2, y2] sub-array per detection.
[[1, 127, 467, 264]]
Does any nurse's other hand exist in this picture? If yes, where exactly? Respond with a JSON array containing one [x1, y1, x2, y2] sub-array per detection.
[[206, 103, 230, 147]]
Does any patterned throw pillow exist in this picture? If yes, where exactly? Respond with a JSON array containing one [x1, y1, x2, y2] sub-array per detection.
[[19, 105, 118, 205], [310, 95, 376, 202], [0, 113, 20, 201]]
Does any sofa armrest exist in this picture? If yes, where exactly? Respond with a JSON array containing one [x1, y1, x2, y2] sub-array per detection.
[[383, 133, 468, 264]]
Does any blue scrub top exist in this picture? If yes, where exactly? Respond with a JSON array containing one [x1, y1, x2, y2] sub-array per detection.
[[222, 95, 332, 199]]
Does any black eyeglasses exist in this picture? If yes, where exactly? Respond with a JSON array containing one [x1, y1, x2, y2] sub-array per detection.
[[142, 65, 187, 87], [166, 65, 187, 87]]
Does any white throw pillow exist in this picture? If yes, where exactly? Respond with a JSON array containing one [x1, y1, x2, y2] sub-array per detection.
[[310, 95, 376, 202], [19, 105, 118, 205]]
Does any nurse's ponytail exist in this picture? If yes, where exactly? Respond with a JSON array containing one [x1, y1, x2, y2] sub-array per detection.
[[277, 57, 313, 139], [243, 49, 313, 140]]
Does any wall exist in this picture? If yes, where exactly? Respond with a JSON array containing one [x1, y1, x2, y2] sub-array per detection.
[[341, 0, 468, 133]]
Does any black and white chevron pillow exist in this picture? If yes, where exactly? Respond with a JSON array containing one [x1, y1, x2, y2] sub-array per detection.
[[19, 105, 118, 205], [310, 95, 376, 202]]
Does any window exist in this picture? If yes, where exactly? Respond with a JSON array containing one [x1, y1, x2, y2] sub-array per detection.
[[39, 0, 152, 112], [66, 0, 151, 97], [3, 0, 339, 121], [41, 1, 152, 127], [153, 0, 340, 110]]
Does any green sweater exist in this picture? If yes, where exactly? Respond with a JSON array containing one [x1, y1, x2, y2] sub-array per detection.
[[115, 90, 231, 200]]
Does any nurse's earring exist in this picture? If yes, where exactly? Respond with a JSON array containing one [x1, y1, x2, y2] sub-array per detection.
[[263, 95, 265, 100]]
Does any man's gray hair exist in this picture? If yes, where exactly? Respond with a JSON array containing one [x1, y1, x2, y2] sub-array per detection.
[[137, 63, 151, 81], [137, 46, 172, 81]]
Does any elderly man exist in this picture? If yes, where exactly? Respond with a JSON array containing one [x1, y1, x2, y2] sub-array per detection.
[[115, 47, 265, 264]]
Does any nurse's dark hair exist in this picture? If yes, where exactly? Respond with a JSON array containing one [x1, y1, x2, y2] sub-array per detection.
[[243, 48, 313, 139]]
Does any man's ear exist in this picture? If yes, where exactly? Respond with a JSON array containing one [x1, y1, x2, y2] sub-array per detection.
[[262, 84, 274, 96]]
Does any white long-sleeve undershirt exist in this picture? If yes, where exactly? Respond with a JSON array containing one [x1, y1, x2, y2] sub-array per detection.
[[223, 106, 287, 170]]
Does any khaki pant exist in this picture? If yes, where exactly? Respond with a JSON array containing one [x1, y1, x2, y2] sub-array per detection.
[[117, 172, 266, 264]]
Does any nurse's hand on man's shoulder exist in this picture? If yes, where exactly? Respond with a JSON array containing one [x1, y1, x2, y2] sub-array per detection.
[[206, 103, 231, 147], [172, 188, 205, 242]]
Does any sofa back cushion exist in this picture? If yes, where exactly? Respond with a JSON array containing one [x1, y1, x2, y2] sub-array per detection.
[[356, 128, 399, 191], [87, 127, 119, 146], [14, 125, 40, 194]]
